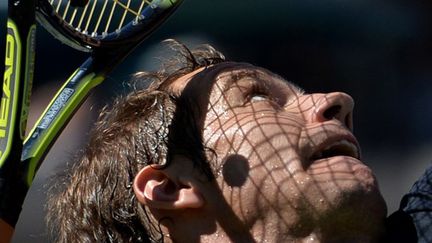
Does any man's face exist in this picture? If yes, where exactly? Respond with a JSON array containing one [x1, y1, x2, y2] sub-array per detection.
[[169, 63, 387, 240]]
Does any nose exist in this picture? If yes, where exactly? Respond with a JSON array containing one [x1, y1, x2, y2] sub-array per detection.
[[312, 92, 354, 130]]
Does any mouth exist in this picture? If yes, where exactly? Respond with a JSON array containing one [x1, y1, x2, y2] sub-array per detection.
[[310, 138, 360, 161]]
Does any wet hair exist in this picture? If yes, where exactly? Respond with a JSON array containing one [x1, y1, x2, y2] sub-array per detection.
[[46, 40, 225, 243]]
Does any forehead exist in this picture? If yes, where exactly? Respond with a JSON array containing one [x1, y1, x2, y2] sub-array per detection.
[[169, 62, 303, 95]]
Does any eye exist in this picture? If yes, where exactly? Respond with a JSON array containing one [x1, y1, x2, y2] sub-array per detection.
[[247, 83, 272, 103], [250, 94, 268, 102]]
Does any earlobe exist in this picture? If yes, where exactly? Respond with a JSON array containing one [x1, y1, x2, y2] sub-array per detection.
[[133, 165, 204, 210]]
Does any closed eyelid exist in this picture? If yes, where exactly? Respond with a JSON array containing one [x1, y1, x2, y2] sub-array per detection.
[[247, 80, 273, 99], [214, 68, 304, 108]]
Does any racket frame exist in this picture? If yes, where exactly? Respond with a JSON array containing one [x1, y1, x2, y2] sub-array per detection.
[[0, 0, 183, 229], [0, 0, 37, 227]]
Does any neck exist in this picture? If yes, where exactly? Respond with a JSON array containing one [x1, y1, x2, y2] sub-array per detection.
[[200, 226, 383, 243], [295, 232, 380, 243], [198, 210, 386, 243]]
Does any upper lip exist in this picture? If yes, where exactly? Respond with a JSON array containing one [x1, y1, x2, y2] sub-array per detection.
[[301, 125, 361, 166], [310, 137, 360, 160]]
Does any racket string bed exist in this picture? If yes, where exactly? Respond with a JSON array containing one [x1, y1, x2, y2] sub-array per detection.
[[48, 0, 152, 37]]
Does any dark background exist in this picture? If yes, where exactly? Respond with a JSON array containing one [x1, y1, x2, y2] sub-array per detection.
[[1, 0, 431, 241]]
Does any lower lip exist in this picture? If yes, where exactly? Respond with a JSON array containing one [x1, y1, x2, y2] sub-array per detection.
[[307, 156, 370, 175], [307, 156, 379, 187]]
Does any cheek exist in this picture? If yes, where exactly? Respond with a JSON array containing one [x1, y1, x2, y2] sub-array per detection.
[[221, 154, 250, 187], [204, 111, 307, 182], [216, 157, 313, 227], [206, 111, 304, 147]]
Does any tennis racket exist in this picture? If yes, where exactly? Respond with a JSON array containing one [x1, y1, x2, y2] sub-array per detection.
[[0, 0, 183, 235]]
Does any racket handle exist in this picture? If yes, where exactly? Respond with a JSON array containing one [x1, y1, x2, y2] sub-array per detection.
[[0, 166, 27, 227]]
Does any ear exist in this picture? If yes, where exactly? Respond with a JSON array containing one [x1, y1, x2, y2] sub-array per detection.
[[133, 165, 204, 210]]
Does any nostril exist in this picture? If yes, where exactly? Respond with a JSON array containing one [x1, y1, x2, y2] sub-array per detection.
[[323, 105, 341, 120]]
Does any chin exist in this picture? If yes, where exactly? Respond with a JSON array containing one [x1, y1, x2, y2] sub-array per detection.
[[306, 156, 388, 235], [322, 191, 388, 242], [325, 169, 387, 240]]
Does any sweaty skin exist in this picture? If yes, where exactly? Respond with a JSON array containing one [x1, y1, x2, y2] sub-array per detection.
[[139, 63, 387, 242]]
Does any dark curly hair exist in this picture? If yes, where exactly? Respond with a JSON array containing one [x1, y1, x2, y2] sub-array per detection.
[[46, 40, 225, 243]]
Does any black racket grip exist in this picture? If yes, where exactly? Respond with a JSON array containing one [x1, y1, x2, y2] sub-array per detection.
[[0, 162, 28, 227]]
